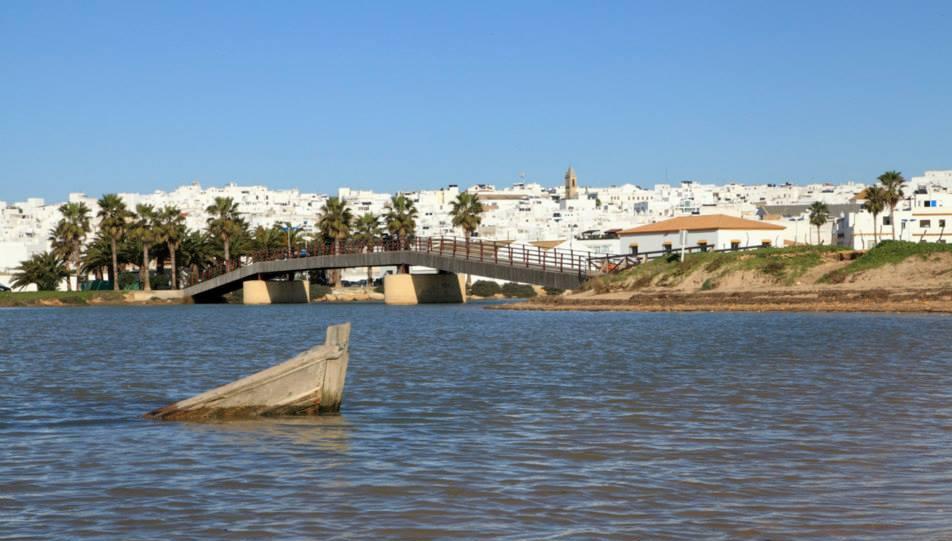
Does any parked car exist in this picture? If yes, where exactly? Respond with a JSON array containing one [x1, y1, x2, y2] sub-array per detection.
[[0, 283, 11, 292]]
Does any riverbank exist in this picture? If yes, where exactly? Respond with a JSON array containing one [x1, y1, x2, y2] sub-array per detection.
[[0, 290, 187, 307], [491, 287, 952, 313], [491, 241, 952, 313], [312, 287, 385, 303]]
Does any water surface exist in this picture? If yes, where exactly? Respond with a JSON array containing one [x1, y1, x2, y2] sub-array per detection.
[[1, 304, 950, 539]]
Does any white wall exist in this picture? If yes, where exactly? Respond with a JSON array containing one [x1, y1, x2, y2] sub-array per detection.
[[842, 191, 952, 249], [619, 228, 787, 254]]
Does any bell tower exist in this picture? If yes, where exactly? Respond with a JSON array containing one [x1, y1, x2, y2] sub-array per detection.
[[564, 166, 578, 200]]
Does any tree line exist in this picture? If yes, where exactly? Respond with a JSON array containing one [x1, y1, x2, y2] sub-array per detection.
[[11, 191, 484, 292]]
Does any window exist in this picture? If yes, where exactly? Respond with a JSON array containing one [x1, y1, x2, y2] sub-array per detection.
[[629, 243, 639, 255], [730, 240, 741, 250], [920, 220, 931, 228], [940, 220, 946, 228], [697, 240, 709, 252], [663, 241, 673, 254], [883, 216, 892, 226], [761, 240, 772, 247]]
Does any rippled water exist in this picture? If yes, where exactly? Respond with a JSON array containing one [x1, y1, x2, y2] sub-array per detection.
[[2, 303, 951, 539]]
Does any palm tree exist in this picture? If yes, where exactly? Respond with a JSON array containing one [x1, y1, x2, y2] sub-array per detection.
[[861, 185, 887, 246], [318, 197, 354, 252], [12, 251, 69, 291], [808, 201, 831, 245], [251, 225, 285, 257], [81, 234, 115, 284], [879, 170, 906, 241], [205, 197, 243, 271], [49, 202, 92, 291], [179, 230, 216, 286], [157, 206, 187, 289], [352, 213, 382, 288], [129, 204, 159, 291], [317, 197, 353, 287], [385, 194, 418, 274], [450, 193, 484, 288], [97, 194, 132, 291], [48, 221, 73, 289]]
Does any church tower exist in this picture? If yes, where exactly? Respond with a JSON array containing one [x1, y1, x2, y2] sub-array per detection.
[[564, 166, 578, 200]]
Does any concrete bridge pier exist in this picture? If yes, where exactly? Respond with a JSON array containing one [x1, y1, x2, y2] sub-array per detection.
[[383, 273, 466, 305], [243, 280, 311, 304]]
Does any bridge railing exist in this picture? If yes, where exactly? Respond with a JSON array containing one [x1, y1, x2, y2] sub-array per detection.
[[409, 237, 596, 274], [190, 236, 597, 285]]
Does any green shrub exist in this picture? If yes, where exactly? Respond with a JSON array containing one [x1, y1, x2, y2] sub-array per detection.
[[151, 273, 171, 290], [821, 269, 848, 284], [501, 282, 536, 298], [470, 280, 502, 297], [819, 240, 952, 282], [543, 286, 564, 296], [310, 284, 332, 298], [118, 272, 139, 290], [704, 257, 726, 272], [762, 260, 786, 277], [373, 284, 384, 294], [700, 278, 717, 291]]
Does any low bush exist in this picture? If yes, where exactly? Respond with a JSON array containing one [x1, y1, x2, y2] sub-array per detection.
[[151, 273, 171, 290], [470, 280, 502, 297], [501, 282, 536, 298], [762, 259, 786, 277], [543, 286, 564, 296], [118, 272, 139, 290], [310, 284, 332, 298]]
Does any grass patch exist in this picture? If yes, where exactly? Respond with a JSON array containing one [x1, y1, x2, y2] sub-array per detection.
[[0, 291, 125, 307], [583, 245, 850, 292], [819, 241, 952, 282]]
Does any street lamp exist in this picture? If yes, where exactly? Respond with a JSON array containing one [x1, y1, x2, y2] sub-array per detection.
[[281, 223, 303, 258]]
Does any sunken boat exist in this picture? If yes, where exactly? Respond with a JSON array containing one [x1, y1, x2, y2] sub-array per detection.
[[146, 322, 351, 421]]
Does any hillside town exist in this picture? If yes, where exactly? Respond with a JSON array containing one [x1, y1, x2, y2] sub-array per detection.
[[2, 168, 951, 290]]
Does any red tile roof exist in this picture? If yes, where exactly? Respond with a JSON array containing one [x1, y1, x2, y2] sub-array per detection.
[[619, 214, 785, 235]]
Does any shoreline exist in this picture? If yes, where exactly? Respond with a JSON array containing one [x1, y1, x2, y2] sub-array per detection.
[[487, 287, 952, 314], [0, 290, 188, 308]]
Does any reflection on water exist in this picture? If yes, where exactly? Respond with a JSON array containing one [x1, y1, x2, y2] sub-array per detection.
[[2, 304, 951, 539], [179, 416, 353, 454]]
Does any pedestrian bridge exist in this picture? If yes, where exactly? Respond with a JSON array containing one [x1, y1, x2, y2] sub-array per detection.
[[184, 237, 596, 303]]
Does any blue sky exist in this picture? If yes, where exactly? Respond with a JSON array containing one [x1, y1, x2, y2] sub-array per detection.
[[1, 1, 950, 202]]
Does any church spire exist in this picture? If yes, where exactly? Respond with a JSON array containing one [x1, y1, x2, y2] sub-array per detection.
[[564, 165, 578, 200]]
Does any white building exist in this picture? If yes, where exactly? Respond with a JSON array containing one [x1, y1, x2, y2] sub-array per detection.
[[6, 169, 952, 289], [841, 186, 952, 249], [616, 214, 787, 254]]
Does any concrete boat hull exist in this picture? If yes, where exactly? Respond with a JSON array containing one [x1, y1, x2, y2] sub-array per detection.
[[146, 323, 351, 421]]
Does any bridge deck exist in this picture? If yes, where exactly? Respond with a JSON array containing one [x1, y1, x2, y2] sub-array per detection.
[[184, 238, 592, 301]]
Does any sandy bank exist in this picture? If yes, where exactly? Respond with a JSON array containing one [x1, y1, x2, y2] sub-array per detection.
[[489, 287, 952, 313], [0, 290, 188, 308]]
